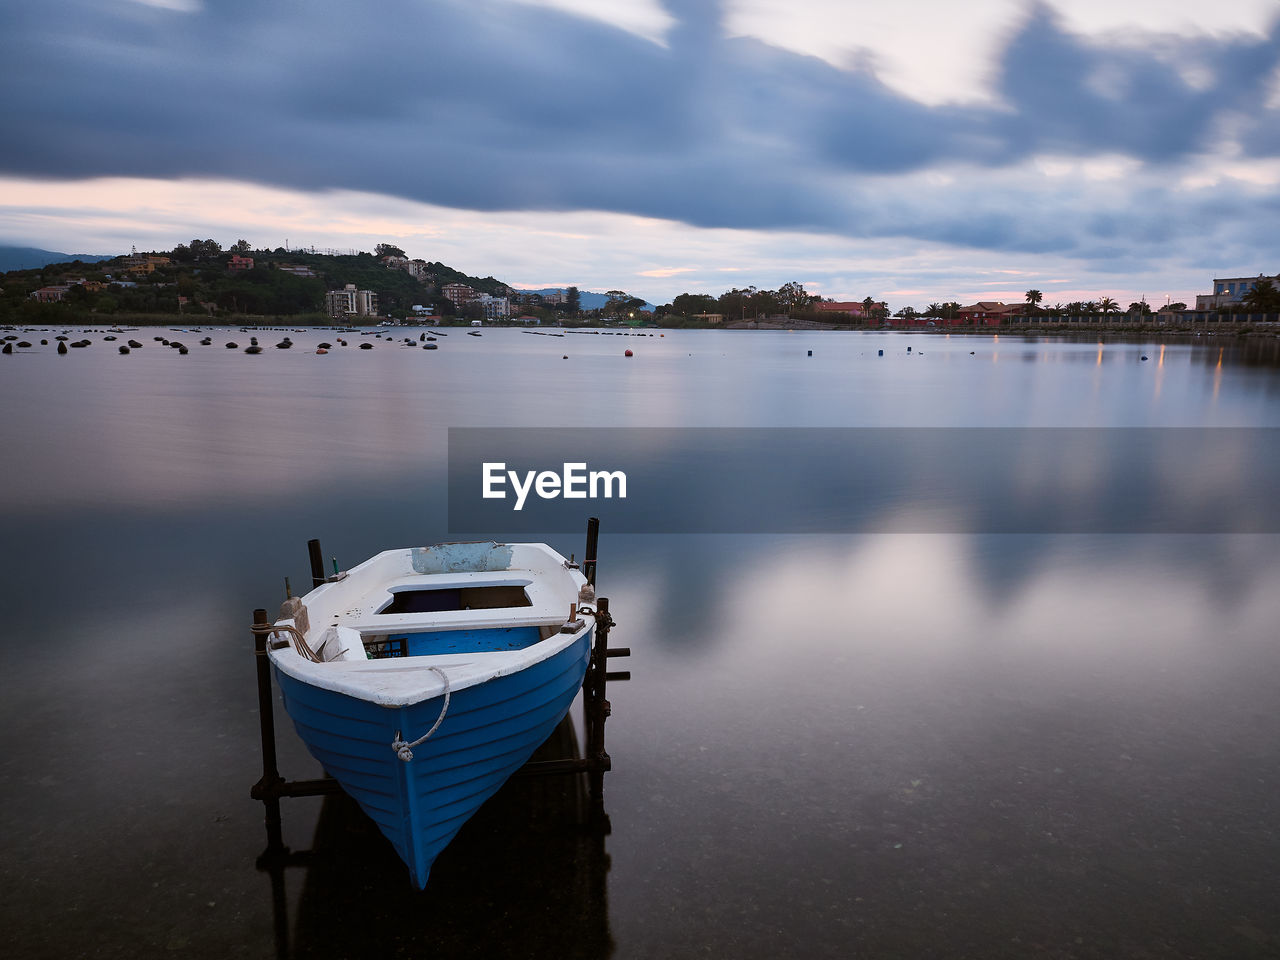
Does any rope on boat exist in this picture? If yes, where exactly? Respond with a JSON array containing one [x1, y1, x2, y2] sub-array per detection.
[[251, 621, 324, 663], [392, 667, 451, 762]]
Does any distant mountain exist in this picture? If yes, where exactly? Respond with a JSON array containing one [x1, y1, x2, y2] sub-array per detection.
[[0, 245, 114, 272], [518, 287, 655, 312]]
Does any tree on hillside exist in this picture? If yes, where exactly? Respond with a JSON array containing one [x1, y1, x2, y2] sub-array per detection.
[[375, 243, 406, 259], [185, 238, 222, 260], [565, 286, 581, 313], [230, 239, 252, 255], [1025, 289, 1042, 313]]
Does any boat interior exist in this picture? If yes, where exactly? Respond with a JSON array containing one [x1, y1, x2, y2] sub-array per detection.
[[293, 568, 582, 663]]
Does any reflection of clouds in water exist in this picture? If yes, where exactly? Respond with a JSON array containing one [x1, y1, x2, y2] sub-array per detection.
[[644, 534, 1280, 678]]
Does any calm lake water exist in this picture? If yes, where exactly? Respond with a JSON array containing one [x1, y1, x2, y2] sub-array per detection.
[[2, 327, 1279, 959]]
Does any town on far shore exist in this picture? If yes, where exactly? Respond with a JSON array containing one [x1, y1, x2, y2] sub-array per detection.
[[4, 240, 1279, 332]]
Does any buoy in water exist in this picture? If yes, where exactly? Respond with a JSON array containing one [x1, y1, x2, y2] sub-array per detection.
[[563, 355, 569, 359], [877, 349, 883, 356], [625, 349, 633, 356], [316, 348, 328, 355], [128, 340, 142, 348], [245, 345, 263, 354], [18, 341, 32, 348], [119, 345, 129, 354], [807, 350, 812, 356], [1141, 355, 1149, 361], [58, 341, 68, 354], [424, 343, 437, 350], [360, 342, 373, 350], [178, 346, 188, 354], [226, 342, 238, 349]]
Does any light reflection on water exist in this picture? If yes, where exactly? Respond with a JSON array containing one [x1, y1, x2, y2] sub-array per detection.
[[1, 328, 1279, 958]]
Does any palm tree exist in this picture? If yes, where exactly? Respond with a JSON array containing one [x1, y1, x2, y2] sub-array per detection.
[[1242, 279, 1280, 313], [1025, 289, 1043, 315], [1098, 297, 1119, 314]]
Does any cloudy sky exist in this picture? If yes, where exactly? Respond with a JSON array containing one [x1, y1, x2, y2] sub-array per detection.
[[1, 0, 1278, 308]]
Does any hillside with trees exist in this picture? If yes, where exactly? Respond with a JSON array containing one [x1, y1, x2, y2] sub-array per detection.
[[0, 241, 520, 326]]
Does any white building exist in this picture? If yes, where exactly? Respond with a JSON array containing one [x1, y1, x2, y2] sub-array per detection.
[[325, 283, 379, 318], [475, 294, 511, 319], [1195, 274, 1280, 310]]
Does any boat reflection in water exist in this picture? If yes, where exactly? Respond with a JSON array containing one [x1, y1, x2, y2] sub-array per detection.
[[261, 716, 614, 959]]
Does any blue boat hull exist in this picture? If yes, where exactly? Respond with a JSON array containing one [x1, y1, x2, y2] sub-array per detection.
[[274, 629, 592, 887]]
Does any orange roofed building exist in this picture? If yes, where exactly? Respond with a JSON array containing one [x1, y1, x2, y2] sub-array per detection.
[[956, 301, 1021, 325]]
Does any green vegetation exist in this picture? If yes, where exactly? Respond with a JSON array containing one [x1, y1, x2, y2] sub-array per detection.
[[0, 241, 520, 325], [1242, 279, 1280, 312], [654, 282, 828, 325]]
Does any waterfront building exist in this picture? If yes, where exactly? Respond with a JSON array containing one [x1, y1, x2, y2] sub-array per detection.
[[441, 283, 479, 306], [815, 301, 868, 318], [956, 302, 1020, 325], [325, 283, 379, 319], [1195, 274, 1280, 310], [475, 294, 511, 319]]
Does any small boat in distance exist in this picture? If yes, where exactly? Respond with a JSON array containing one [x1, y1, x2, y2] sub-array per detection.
[[267, 541, 596, 888]]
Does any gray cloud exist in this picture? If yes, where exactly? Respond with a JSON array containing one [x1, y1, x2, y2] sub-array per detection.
[[1, 0, 1278, 262]]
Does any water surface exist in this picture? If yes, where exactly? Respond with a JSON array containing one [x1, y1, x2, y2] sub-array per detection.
[[2, 327, 1278, 958]]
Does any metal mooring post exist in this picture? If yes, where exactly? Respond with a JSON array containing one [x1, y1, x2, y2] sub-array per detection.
[[584, 516, 600, 587], [250, 608, 286, 855], [307, 538, 326, 589], [581, 516, 631, 823]]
